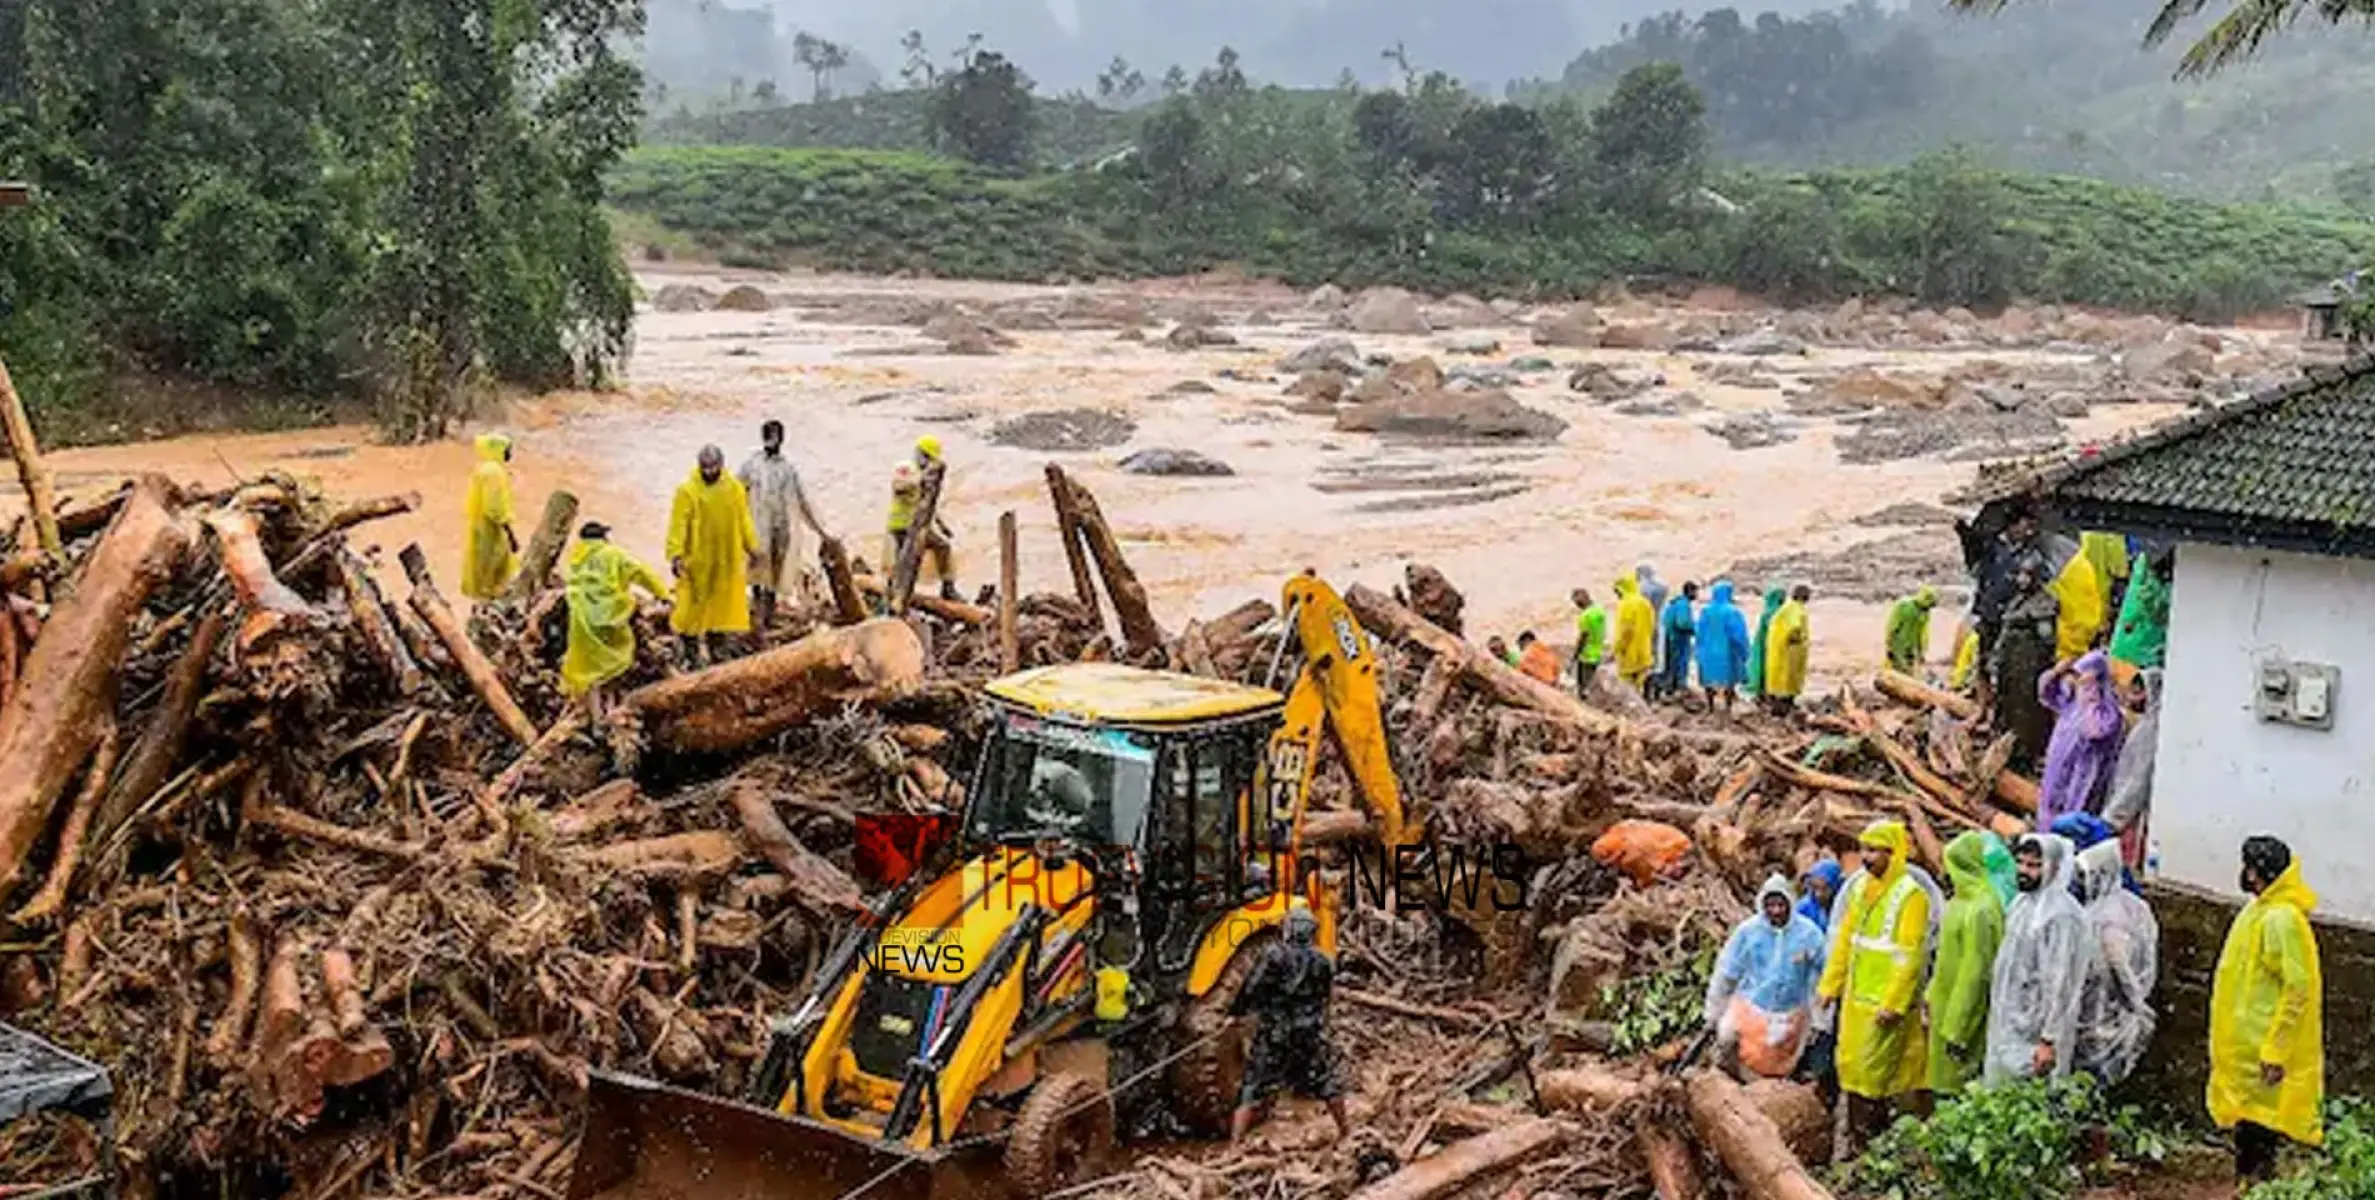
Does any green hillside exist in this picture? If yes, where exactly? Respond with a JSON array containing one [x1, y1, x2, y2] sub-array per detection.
[[645, 91, 1141, 168]]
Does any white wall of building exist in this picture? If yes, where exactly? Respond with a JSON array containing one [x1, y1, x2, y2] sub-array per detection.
[[2155, 542, 2375, 920]]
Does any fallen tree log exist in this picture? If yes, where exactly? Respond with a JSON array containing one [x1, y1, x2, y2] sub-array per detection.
[[853, 572, 992, 626], [886, 460, 945, 615], [575, 830, 745, 882], [1348, 1118, 1571, 1200], [10, 719, 117, 925], [816, 536, 868, 625], [1043, 463, 1102, 620], [1055, 468, 1163, 657], [0, 476, 190, 902], [619, 617, 925, 754], [0, 355, 62, 558], [1536, 1066, 1646, 1113], [1993, 769, 2039, 816], [205, 506, 316, 653], [335, 550, 424, 696], [399, 544, 539, 747], [1685, 1070, 1835, 1200], [1873, 669, 1978, 721], [727, 775, 862, 915], [500, 489, 579, 603], [319, 491, 419, 537], [1346, 582, 1621, 737], [1644, 1123, 1709, 1200]]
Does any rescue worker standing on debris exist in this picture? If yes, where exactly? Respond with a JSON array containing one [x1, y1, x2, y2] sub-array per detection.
[[560, 522, 667, 718], [1705, 875, 1829, 1079], [888, 436, 961, 602], [1695, 579, 1750, 713], [739, 419, 828, 630], [1817, 820, 1931, 1150], [461, 432, 519, 600], [1229, 907, 1352, 1145], [1885, 586, 1938, 673], [1763, 584, 1812, 715], [1654, 581, 1698, 702], [1515, 631, 1561, 686], [1984, 834, 2090, 1083], [1926, 831, 2005, 1096], [2211, 835, 2324, 1181], [667, 445, 760, 663], [1572, 588, 1608, 697], [1613, 575, 1656, 693]]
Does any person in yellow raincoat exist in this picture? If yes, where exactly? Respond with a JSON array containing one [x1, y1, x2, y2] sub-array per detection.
[[560, 522, 667, 715], [1763, 584, 1812, 715], [2049, 545, 2104, 662], [888, 436, 960, 602], [1612, 576, 1656, 691], [2211, 836, 2323, 1181], [461, 433, 518, 600], [667, 445, 759, 661], [1818, 820, 1931, 1150]]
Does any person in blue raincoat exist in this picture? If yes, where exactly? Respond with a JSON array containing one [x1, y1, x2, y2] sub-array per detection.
[[1799, 859, 1844, 932], [1696, 580, 1752, 713], [1706, 875, 1831, 1078], [1653, 581, 1699, 703]]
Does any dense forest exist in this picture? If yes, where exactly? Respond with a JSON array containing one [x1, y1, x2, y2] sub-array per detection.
[[0, 0, 643, 442]]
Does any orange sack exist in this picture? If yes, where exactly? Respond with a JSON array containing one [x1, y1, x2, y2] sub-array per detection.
[[1591, 820, 1694, 887]]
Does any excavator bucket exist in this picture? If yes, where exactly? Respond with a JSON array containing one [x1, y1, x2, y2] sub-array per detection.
[[567, 1071, 1013, 1200]]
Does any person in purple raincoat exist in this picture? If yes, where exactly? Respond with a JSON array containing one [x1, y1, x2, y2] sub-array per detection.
[[2036, 651, 2126, 826]]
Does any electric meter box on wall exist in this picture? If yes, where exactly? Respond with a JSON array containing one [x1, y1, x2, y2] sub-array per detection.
[[2254, 655, 2340, 731]]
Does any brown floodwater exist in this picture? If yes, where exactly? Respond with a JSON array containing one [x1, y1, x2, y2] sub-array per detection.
[[10, 267, 2222, 684]]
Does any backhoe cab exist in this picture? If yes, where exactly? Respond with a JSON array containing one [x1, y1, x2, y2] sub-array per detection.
[[569, 576, 1405, 1200]]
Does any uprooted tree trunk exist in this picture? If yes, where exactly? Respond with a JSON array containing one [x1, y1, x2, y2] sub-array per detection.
[[727, 774, 862, 916], [816, 536, 868, 625], [500, 490, 579, 603], [1346, 582, 1621, 737], [90, 609, 227, 865], [1051, 467, 1163, 657], [886, 461, 945, 615], [0, 355, 62, 558], [1684, 1071, 1836, 1200], [1348, 1117, 1572, 1200], [399, 544, 538, 747], [0, 476, 190, 902], [1042, 463, 1103, 622], [619, 617, 926, 755]]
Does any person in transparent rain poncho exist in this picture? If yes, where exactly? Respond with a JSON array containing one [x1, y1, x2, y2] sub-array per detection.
[[1984, 834, 2096, 1083], [2072, 840, 2158, 1085], [1704, 875, 1830, 1079]]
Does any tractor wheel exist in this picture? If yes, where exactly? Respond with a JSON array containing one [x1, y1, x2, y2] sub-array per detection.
[[1004, 1072, 1113, 1197], [1167, 943, 1259, 1136]]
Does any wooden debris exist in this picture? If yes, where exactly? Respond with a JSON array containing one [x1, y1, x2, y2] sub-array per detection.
[[1873, 669, 1978, 721], [399, 543, 539, 746], [998, 510, 1020, 673], [816, 536, 868, 625], [1056, 468, 1164, 657], [1684, 1071, 1836, 1200], [1348, 1118, 1571, 1200], [619, 618, 925, 754], [1043, 463, 1102, 620], [885, 460, 945, 615], [0, 354, 62, 558], [501, 489, 580, 603]]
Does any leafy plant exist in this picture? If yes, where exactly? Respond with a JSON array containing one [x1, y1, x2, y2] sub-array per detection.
[[1595, 948, 1713, 1056], [2247, 1098, 2375, 1200], [1842, 1075, 2167, 1200]]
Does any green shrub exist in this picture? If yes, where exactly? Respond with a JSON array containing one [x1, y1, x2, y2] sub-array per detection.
[[1594, 948, 1713, 1057], [2248, 1099, 2375, 1200], [1844, 1075, 2170, 1200]]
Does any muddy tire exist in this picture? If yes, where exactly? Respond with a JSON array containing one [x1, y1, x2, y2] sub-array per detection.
[[1167, 943, 1260, 1136], [1004, 1072, 1113, 1197]]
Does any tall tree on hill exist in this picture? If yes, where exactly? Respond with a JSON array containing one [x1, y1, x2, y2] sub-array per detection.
[[1950, 0, 2375, 73], [927, 44, 1035, 172], [1589, 63, 1709, 221]]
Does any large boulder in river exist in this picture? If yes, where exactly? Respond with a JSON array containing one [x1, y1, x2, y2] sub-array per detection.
[[1532, 306, 1606, 349], [1119, 448, 1236, 477], [651, 284, 716, 313], [715, 285, 773, 312], [1279, 336, 1362, 374], [1334, 388, 1567, 441], [1346, 287, 1431, 335]]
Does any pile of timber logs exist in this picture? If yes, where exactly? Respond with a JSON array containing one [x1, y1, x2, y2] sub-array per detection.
[[0, 430, 2033, 1199]]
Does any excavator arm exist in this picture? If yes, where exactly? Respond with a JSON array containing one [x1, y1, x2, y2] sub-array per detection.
[[1262, 573, 1412, 851]]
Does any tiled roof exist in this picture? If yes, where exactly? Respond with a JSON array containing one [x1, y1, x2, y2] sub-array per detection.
[[1979, 356, 2375, 556]]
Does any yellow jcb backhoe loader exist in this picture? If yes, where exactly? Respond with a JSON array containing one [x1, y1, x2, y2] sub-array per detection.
[[568, 574, 1411, 1200]]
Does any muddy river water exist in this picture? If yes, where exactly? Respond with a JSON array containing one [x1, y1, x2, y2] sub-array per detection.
[[19, 267, 2216, 685]]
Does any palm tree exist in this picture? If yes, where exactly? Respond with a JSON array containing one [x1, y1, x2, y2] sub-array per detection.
[[1949, 0, 2375, 75]]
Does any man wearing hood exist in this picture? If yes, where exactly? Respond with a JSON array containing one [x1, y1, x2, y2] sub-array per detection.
[[739, 419, 830, 630], [461, 432, 519, 600], [1763, 585, 1812, 715], [1984, 834, 2092, 1082], [1817, 821, 1932, 1147], [2211, 836, 2323, 1180], [1745, 586, 1785, 698], [1695, 581, 1751, 713], [667, 445, 761, 662], [1229, 907, 1351, 1145], [1613, 575, 1656, 692], [1885, 586, 1939, 673], [2038, 652, 2126, 826], [1991, 553, 2060, 772], [1637, 564, 1669, 673], [1926, 831, 2005, 1096], [1654, 581, 1699, 702], [560, 522, 668, 716], [2073, 841, 2157, 1086], [2102, 667, 2163, 871], [1706, 875, 1829, 1079]]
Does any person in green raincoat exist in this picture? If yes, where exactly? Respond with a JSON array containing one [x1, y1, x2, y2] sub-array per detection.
[[2110, 549, 2171, 670], [461, 432, 518, 600], [1818, 820, 1932, 1149], [1927, 831, 2006, 1095], [1885, 586, 1939, 673], [1980, 831, 2020, 908], [1745, 586, 1785, 697], [560, 522, 668, 716]]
